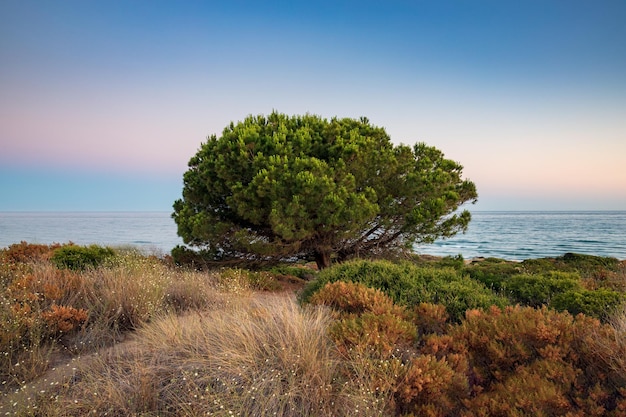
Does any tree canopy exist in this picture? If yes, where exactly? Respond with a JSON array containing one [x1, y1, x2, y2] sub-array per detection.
[[172, 112, 477, 269]]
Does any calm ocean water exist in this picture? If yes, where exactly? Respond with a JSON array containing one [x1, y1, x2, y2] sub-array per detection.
[[0, 211, 624, 260]]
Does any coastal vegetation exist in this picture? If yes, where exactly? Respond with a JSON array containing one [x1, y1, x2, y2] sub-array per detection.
[[172, 112, 477, 270], [1, 242, 625, 415]]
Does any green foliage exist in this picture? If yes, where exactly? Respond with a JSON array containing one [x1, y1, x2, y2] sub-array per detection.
[[269, 264, 318, 281], [51, 245, 115, 271], [244, 270, 283, 291], [463, 258, 522, 291], [466, 253, 623, 293], [462, 255, 626, 321], [522, 252, 621, 276], [551, 288, 625, 321], [413, 254, 465, 270], [299, 259, 429, 306], [301, 259, 507, 322], [503, 271, 583, 307], [173, 112, 477, 269], [427, 275, 509, 323]]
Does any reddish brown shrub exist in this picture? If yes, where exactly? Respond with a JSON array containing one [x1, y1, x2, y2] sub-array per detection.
[[413, 302, 450, 336], [462, 362, 575, 417], [329, 312, 417, 359], [393, 354, 469, 417], [449, 306, 576, 386], [41, 304, 88, 334], [309, 280, 407, 317], [2, 241, 64, 264], [7, 267, 84, 305], [444, 306, 625, 415]]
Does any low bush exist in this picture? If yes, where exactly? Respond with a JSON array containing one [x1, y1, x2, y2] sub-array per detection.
[[51, 244, 115, 271], [426, 274, 509, 322], [310, 281, 416, 359], [416, 306, 626, 416], [299, 259, 431, 307], [463, 258, 522, 292], [1, 242, 67, 288], [301, 260, 508, 322], [393, 354, 469, 416], [1, 241, 63, 264], [551, 288, 625, 321], [41, 304, 88, 335], [309, 281, 406, 317], [412, 303, 449, 336], [330, 312, 417, 359], [269, 264, 318, 280], [522, 252, 621, 276], [503, 271, 583, 307]]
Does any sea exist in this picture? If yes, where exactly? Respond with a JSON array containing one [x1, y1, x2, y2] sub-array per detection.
[[0, 211, 625, 261]]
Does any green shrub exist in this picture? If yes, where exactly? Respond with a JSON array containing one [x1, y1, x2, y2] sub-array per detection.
[[503, 271, 583, 307], [412, 254, 465, 270], [269, 264, 318, 281], [51, 245, 115, 271], [427, 276, 508, 322], [245, 270, 282, 291], [522, 253, 621, 276], [463, 258, 521, 291], [559, 252, 621, 271], [299, 259, 431, 306], [301, 260, 507, 322], [551, 288, 625, 321]]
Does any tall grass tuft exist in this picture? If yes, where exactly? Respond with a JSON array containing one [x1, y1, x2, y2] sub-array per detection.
[[1, 250, 236, 396], [589, 303, 626, 379], [52, 295, 386, 416], [70, 253, 233, 350]]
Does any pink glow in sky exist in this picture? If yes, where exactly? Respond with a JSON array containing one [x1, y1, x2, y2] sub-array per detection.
[[1, 1, 625, 211]]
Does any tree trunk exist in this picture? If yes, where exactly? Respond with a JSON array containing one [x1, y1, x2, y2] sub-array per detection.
[[314, 250, 331, 270]]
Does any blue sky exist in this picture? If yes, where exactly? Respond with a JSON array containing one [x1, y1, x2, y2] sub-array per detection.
[[1, 0, 625, 211]]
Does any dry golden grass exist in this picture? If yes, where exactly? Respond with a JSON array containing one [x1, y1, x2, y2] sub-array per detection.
[[1, 252, 247, 410], [598, 303, 626, 376], [584, 266, 626, 382], [69, 255, 240, 348], [19, 295, 386, 416]]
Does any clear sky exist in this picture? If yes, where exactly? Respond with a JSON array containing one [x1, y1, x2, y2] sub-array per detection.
[[1, 0, 625, 211]]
